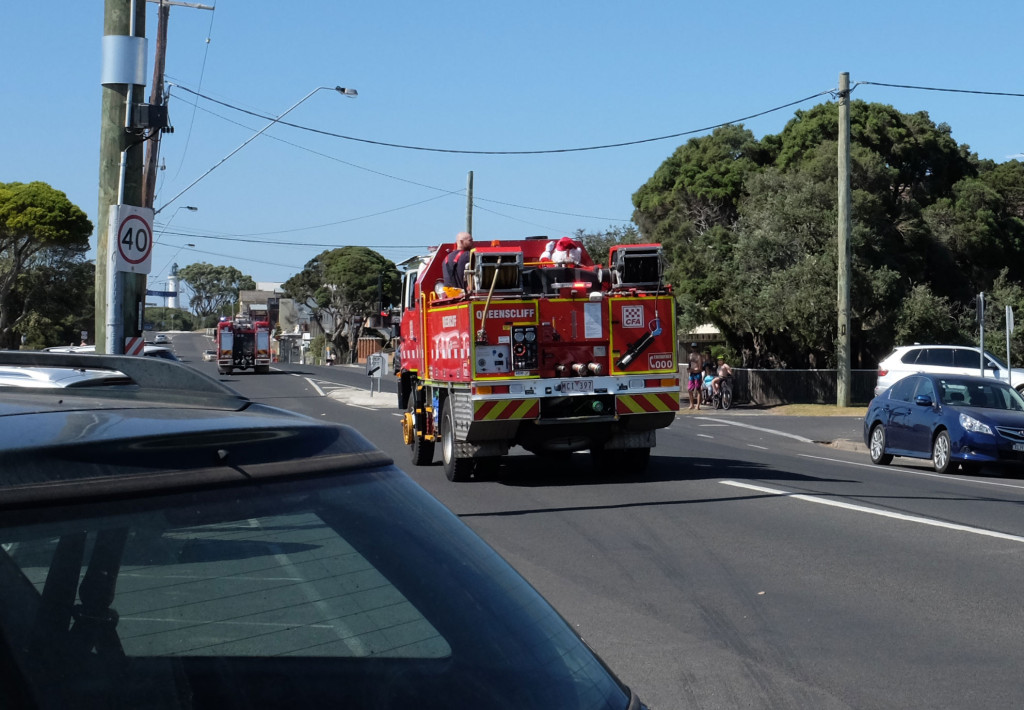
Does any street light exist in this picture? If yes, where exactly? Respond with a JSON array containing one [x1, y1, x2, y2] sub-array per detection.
[[154, 204, 197, 244], [155, 85, 357, 214]]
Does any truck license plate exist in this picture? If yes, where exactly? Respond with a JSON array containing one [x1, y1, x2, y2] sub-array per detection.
[[561, 379, 594, 393]]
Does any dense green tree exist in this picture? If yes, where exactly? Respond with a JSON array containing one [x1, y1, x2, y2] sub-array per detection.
[[145, 306, 194, 333], [0, 181, 92, 348], [633, 124, 766, 241], [892, 284, 965, 346], [178, 262, 256, 318], [631, 99, 1020, 368], [16, 258, 95, 349], [282, 246, 399, 361]]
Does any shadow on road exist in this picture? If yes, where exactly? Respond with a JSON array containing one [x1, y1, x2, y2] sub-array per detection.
[[441, 453, 860, 488]]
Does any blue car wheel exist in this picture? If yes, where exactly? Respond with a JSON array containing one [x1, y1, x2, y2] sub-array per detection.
[[869, 424, 893, 465], [932, 430, 952, 473]]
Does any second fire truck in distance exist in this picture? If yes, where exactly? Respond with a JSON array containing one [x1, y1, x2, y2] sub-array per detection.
[[215, 315, 271, 375], [396, 235, 680, 481]]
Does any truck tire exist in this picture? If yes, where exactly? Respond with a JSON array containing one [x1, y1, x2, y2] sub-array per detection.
[[441, 398, 473, 482], [218, 367, 233, 376], [406, 395, 434, 466], [254, 365, 270, 374]]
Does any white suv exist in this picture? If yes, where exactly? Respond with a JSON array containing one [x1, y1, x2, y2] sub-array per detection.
[[874, 344, 1024, 396]]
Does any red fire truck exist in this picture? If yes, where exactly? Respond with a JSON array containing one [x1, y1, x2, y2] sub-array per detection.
[[215, 315, 271, 375], [396, 236, 680, 481]]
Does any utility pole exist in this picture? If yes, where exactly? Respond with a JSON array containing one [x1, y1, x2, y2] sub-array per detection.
[[141, 0, 169, 210], [97, 0, 147, 354], [142, 0, 214, 209], [466, 170, 474, 235], [836, 72, 852, 407]]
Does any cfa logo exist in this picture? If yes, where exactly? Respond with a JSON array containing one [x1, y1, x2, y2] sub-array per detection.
[[621, 305, 644, 328]]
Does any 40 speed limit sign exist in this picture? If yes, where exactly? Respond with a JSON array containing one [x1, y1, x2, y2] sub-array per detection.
[[108, 204, 155, 274]]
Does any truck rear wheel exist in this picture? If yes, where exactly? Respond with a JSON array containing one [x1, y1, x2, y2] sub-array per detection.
[[441, 398, 473, 482], [405, 395, 434, 466]]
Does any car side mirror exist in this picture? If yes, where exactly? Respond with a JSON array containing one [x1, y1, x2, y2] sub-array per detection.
[[914, 394, 934, 407]]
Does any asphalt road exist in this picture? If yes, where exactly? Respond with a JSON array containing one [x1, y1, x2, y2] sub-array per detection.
[[168, 332, 1024, 710]]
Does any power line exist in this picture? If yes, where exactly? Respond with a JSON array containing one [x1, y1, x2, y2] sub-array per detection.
[[164, 4, 218, 184], [165, 94, 631, 227], [858, 81, 1024, 98], [156, 228, 435, 251], [170, 83, 836, 155]]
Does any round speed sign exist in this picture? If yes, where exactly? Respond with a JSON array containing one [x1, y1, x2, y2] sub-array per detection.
[[117, 213, 152, 265]]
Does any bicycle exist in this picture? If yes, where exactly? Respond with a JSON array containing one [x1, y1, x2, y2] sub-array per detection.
[[712, 376, 733, 410]]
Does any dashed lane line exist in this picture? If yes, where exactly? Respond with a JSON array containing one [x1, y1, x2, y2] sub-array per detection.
[[721, 480, 1024, 544]]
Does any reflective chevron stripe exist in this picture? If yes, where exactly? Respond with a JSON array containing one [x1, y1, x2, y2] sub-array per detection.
[[616, 392, 680, 415], [474, 399, 540, 421]]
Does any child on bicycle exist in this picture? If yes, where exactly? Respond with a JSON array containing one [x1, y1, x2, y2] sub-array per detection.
[[712, 356, 732, 395]]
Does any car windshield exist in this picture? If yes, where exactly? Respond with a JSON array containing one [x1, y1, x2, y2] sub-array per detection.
[[938, 378, 1024, 411], [0, 469, 627, 709]]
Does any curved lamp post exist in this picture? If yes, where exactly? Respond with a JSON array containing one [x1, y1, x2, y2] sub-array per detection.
[[154, 204, 197, 244], [156, 86, 357, 214]]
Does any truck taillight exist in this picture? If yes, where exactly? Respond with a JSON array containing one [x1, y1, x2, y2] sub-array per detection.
[[474, 385, 510, 395], [878, 369, 888, 376]]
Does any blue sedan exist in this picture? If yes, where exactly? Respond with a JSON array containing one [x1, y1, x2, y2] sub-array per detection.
[[864, 373, 1024, 473]]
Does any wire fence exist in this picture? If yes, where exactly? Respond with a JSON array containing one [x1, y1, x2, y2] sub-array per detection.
[[683, 368, 878, 406], [732, 368, 877, 406]]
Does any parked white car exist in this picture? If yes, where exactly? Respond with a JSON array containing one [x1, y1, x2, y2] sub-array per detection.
[[875, 344, 1024, 396]]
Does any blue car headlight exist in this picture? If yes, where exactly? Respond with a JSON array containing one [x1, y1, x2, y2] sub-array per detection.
[[959, 412, 993, 436]]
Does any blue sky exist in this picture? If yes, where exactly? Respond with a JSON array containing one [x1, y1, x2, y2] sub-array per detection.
[[3, 1, 1023, 288]]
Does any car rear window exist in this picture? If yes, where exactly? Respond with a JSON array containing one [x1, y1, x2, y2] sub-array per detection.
[[900, 349, 923, 364], [0, 470, 628, 709]]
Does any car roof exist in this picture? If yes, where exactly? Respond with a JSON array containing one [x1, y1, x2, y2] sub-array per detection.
[[0, 364, 131, 389], [45, 344, 178, 359], [0, 351, 392, 508], [891, 372, 1014, 388]]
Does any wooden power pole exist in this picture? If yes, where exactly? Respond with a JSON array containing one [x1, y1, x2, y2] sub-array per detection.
[[142, 0, 214, 209], [466, 170, 474, 235], [97, 0, 147, 354], [141, 0, 169, 210], [837, 72, 852, 407]]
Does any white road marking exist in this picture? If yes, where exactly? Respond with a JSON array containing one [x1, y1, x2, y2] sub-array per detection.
[[799, 453, 1024, 492], [721, 480, 1024, 543], [747, 444, 768, 450], [697, 433, 714, 439], [287, 373, 327, 396], [700, 417, 814, 443]]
